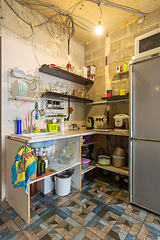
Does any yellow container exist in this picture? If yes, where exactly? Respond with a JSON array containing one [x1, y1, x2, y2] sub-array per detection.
[[47, 123, 57, 132], [120, 89, 126, 95]]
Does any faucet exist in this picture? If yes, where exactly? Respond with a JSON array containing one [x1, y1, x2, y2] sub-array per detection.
[[30, 102, 45, 133]]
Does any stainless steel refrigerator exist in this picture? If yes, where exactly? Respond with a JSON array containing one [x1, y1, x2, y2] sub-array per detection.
[[129, 52, 160, 215]]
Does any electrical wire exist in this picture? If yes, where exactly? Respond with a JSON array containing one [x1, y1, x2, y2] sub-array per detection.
[[3, 0, 32, 27], [31, 29, 41, 67]]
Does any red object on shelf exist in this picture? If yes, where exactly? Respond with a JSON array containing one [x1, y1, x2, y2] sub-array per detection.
[[120, 65, 123, 72], [107, 90, 112, 97]]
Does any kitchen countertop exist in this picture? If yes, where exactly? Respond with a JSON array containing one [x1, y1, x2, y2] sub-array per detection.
[[6, 128, 129, 143]]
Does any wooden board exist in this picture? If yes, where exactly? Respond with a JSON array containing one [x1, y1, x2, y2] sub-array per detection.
[[6, 139, 30, 223], [96, 164, 129, 176]]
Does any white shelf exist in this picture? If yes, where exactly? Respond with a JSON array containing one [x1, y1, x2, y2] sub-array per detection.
[[30, 161, 80, 184], [81, 165, 96, 174]]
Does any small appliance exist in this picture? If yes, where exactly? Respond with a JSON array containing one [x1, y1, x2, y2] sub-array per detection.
[[86, 117, 94, 129], [113, 114, 129, 131]]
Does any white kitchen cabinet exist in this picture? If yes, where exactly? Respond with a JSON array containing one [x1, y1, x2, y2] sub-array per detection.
[[5, 134, 82, 223]]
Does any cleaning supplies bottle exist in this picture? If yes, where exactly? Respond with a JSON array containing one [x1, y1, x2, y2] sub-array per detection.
[[41, 148, 48, 169], [16, 117, 22, 134]]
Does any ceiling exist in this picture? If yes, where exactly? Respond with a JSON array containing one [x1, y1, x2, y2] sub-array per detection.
[[21, 0, 160, 43]]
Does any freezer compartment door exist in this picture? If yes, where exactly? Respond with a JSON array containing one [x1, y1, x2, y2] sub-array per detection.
[[130, 56, 160, 140], [130, 139, 160, 214]]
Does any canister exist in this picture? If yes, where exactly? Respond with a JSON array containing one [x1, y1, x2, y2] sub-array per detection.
[[73, 89, 77, 97], [120, 89, 126, 95], [107, 90, 112, 97]]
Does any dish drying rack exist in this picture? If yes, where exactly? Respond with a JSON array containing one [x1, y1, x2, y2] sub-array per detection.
[[7, 68, 43, 102]]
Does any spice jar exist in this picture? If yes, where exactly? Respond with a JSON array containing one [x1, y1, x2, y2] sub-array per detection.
[[77, 90, 81, 98], [85, 94, 89, 99], [73, 89, 77, 97], [66, 62, 72, 72], [47, 100, 52, 108]]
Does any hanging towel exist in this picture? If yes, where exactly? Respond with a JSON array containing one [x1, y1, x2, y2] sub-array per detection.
[[11, 144, 36, 194]]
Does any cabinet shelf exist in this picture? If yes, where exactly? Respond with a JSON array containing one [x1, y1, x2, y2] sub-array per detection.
[[96, 164, 129, 176], [81, 165, 96, 174], [102, 95, 129, 102], [42, 91, 93, 103], [39, 64, 94, 85]]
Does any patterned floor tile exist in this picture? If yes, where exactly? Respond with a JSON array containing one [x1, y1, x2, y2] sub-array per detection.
[[1, 181, 160, 239]]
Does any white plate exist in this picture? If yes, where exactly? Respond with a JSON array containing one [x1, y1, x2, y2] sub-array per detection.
[[12, 80, 19, 97], [25, 72, 35, 80], [12, 67, 26, 78]]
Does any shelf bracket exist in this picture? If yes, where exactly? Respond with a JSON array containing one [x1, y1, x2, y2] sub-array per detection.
[[68, 98, 70, 119]]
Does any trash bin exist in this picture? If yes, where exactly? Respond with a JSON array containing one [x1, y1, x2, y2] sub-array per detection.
[[55, 170, 73, 196]]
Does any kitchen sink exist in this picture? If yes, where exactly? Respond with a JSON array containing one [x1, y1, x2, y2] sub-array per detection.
[[12, 132, 64, 139]]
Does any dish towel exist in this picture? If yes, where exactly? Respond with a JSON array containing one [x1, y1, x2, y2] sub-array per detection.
[[11, 144, 36, 194]]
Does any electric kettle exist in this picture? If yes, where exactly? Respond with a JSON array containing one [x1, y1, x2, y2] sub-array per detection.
[[86, 117, 94, 129]]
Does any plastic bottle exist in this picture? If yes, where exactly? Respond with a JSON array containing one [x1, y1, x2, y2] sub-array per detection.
[[41, 149, 48, 169], [16, 117, 22, 134]]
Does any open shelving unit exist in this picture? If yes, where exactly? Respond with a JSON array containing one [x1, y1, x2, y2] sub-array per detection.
[[39, 64, 94, 85], [42, 91, 93, 103], [102, 94, 129, 102]]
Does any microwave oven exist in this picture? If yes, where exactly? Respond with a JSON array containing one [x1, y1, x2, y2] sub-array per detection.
[[134, 28, 160, 59]]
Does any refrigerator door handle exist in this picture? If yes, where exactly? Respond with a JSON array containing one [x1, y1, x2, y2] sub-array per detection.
[[129, 65, 133, 138], [129, 140, 133, 203]]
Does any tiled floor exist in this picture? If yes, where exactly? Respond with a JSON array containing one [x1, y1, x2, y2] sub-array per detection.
[[1, 180, 160, 239]]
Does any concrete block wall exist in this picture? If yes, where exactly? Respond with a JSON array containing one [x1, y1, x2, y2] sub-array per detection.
[[85, 8, 160, 128], [85, 35, 107, 118]]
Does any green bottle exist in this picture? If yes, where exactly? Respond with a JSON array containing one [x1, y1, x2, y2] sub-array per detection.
[[37, 156, 42, 176]]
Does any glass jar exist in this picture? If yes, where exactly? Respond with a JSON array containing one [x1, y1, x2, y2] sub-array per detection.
[[73, 89, 78, 97], [47, 100, 52, 108], [81, 87, 86, 98], [85, 94, 89, 99], [67, 87, 72, 95], [55, 82, 61, 93], [49, 82, 54, 92], [60, 82, 67, 94]]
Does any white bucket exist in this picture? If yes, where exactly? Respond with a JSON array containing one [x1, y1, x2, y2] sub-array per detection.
[[55, 174, 72, 196]]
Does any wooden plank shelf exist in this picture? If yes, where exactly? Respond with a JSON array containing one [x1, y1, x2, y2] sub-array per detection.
[[39, 64, 94, 85], [96, 164, 129, 176]]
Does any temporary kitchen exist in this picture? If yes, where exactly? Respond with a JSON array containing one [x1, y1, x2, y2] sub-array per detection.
[[1, 0, 160, 239]]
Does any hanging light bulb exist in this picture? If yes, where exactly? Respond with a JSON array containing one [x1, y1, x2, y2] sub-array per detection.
[[96, 21, 103, 35]]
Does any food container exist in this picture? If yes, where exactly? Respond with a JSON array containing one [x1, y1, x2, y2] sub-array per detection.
[[81, 158, 91, 169], [120, 89, 126, 95], [98, 155, 111, 166], [73, 89, 77, 96], [107, 90, 112, 97], [112, 155, 125, 168], [47, 123, 57, 132], [113, 146, 126, 157], [77, 90, 81, 97]]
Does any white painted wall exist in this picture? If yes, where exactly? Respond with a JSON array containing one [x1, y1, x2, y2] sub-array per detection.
[[1, 36, 85, 200]]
